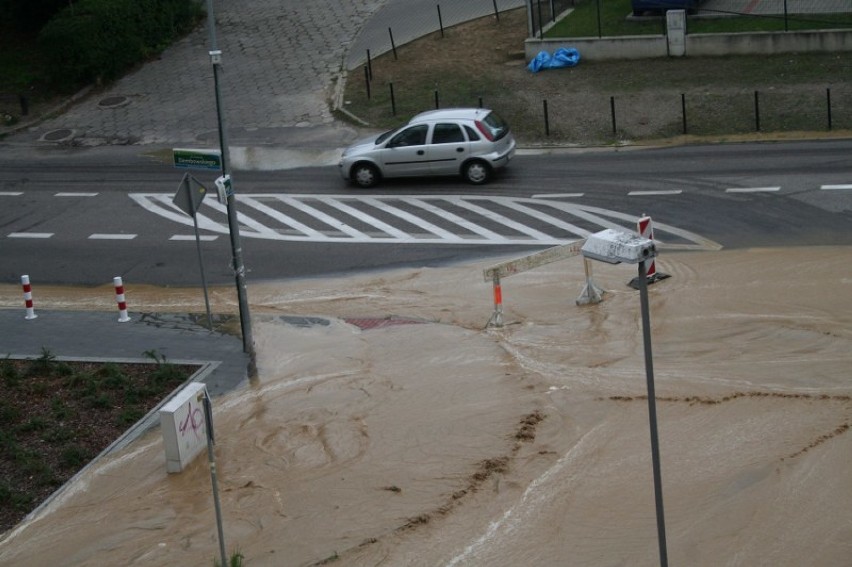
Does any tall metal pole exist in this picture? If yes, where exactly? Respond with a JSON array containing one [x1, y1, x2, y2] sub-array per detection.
[[638, 261, 669, 567], [205, 0, 254, 356]]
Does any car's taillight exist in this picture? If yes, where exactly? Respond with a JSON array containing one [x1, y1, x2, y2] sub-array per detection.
[[475, 120, 494, 142]]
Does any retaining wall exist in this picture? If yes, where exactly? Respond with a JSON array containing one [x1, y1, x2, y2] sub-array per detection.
[[525, 28, 852, 61]]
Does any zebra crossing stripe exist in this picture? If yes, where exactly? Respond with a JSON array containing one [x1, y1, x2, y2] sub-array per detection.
[[275, 196, 367, 239]]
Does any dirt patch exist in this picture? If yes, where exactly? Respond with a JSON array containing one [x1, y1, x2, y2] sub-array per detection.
[[341, 8, 852, 145], [0, 355, 198, 533]]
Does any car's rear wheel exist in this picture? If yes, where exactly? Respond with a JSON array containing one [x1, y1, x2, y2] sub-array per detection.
[[352, 163, 380, 188], [463, 160, 491, 185]]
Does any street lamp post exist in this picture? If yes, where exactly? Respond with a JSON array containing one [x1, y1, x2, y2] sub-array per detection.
[[204, 0, 254, 356], [581, 229, 669, 567]]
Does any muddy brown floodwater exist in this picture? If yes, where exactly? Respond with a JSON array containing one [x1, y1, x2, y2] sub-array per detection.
[[0, 246, 851, 566]]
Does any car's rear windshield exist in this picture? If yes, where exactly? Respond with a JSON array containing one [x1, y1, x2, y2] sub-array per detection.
[[481, 111, 510, 141]]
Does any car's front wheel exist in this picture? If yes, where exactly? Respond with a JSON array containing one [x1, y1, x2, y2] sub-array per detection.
[[463, 160, 491, 185], [352, 163, 380, 188]]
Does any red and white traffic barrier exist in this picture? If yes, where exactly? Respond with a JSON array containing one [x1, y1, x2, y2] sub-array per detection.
[[21, 275, 37, 320], [113, 276, 131, 322], [637, 214, 656, 278], [489, 274, 504, 327]]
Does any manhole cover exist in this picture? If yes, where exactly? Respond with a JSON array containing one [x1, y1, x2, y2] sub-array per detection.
[[98, 96, 129, 108], [280, 316, 330, 328], [41, 129, 74, 142]]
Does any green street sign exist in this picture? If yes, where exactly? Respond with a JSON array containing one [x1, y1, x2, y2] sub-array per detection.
[[173, 148, 222, 171]]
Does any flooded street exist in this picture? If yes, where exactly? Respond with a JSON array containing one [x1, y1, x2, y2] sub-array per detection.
[[1, 247, 851, 566]]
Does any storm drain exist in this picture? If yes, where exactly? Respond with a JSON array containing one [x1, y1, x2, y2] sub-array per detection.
[[98, 96, 129, 108], [40, 128, 74, 142], [344, 316, 427, 331], [280, 315, 330, 328]]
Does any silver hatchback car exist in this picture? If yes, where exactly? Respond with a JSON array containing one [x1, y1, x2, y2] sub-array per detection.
[[339, 108, 516, 188]]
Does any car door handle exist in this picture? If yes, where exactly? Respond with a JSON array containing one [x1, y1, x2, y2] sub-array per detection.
[[456, 147, 465, 153], [417, 150, 424, 155]]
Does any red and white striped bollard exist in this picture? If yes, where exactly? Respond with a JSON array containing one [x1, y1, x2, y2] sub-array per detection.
[[21, 275, 37, 320], [114, 276, 131, 322], [637, 215, 657, 279]]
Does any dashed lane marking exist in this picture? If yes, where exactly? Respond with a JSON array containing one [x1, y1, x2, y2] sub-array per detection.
[[0, 192, 23, 196], [821, 184, 852, 190], [628, 190, 683, 196], [725, 186, 781, 193], [169, 235, 220, 241], [8, 232, 54, 238], [88, 234, 137, 240], [55, 192, 99, 197]]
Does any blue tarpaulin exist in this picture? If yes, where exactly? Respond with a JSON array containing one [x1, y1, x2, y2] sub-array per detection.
[[527, 47, 580, 73]]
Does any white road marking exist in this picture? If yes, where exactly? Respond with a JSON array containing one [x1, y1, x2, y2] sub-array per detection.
[[88, 234, 137, 240], [628, 190, 683, 196], [0, 192, 23, 196], [169, 235, 219, 241], [55, 192, 98, 197], [323, 197, 412, 240], [821, 184, 852, 190], [398, 197, 505, 241], [275, 195, 367, 239], [725, 186, 780, 193], [8, 232, 53, 238], [532, 193, 584, 199], [129, 193, 721, 249]]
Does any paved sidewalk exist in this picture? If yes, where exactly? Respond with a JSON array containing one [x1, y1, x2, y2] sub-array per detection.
[[3, 0, 523, 150], [0, 309, 251, 397]]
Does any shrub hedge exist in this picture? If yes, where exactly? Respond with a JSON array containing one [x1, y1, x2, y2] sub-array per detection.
[[37, 0, 202, 88]]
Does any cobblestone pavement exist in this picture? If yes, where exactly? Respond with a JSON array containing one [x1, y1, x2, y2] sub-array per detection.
[[4, 0, 522, 150]]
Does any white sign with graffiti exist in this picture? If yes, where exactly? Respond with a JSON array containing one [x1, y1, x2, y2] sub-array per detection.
[[160, 381, 208, 473]]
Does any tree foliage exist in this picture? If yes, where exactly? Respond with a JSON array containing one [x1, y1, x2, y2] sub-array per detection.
[[36, 0, 202, 87]]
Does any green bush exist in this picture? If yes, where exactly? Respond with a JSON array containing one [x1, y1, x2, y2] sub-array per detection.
[[37, 0, 202, 87]]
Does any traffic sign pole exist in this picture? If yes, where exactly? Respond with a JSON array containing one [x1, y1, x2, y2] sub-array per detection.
[[205, 0, 254, 359]]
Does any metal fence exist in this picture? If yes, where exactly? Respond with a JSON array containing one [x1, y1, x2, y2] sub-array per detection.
[[528, 0, 579, 37], [528, 0, 852, 38], [350, 80, 851, 145], [347, 0, 526, 69]]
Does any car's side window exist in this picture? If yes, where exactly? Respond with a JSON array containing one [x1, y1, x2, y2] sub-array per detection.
[[389, 125, 428, 147], [464, 125, 481, 141], [431, 123, 465, 144]]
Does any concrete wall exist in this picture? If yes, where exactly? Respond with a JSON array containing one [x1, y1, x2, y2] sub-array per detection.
[[525, 29, 852, 61]]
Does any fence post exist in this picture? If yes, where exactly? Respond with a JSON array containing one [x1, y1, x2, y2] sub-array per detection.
[[543, 99, 550, 136], [434, 89, 440, 109], [681, 93, 687, 135], [493, 0, 500, 21], [754, 90, 760, 132], [388, 28, 398, 60], [826, 87, 832, 131], [364, 65, 371, 99], [389, 82, 396, 115], [596, 0, 603, 38], [366, 49, 373, 81], [610, 96, 617, 135], [437, 4, 445, 37]]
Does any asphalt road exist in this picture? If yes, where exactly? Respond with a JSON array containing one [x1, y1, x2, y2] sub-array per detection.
[[1, 140, 851, 286]]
